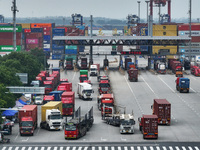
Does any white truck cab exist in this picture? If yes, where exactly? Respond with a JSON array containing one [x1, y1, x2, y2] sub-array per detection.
[[77, 83, 94, 100], [35, 96, 43, 105], [90, 65, 98, 76], [120, 114, 135, 134], [46, 109, 62, 130]]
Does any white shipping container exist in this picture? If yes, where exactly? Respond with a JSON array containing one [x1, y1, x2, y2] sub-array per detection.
[[179, 31, 200, 36]]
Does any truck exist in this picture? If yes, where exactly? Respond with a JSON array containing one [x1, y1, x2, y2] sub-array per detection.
[[157, 62, 166, 74], [43, 95, 54, 104], [60, 79, 68, 84], [119, 114, 135, 134], [79, 70, 88, 83], [64, 107, 94, 139], [97, 94, 115, 118], [40, 101, 63, 130], [18, 105, 38, 136], [61, 92, 75, 116], [65, 58, 73, 70], [191, 65, 200, 76], [34, 95, 43, 105], [97, 75, 110, 82], [58, 82, 72, 91], [128, 68, 138, 82], [49, 91, 64, 101], [125, 57, 132, 70], [90, 64, 100, 76], [98, 80, 111, 94], [176, 77, 190, 93], [152, 99, 171, 125], [77, 83, 94, 100], [138, 115, 158, 139], [171, 61, 183, 77], [81, 58, 88, 69]]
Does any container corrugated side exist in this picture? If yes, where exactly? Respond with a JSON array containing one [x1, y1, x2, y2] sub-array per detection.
[[52, 54, 62, 60]]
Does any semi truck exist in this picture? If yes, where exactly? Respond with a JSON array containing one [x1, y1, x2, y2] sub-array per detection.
[[98, 80, 111, 94], [81, 58, 88, 69], [49, 91, 64, 101], [171, 61, 183, 77], [40, 101, 63, 130], [77, 83, 94, 100], [125, 57, 132, 70], [58, 82, 72, 91], [79, 70, 88, 83], [157, 62, 166, 74], [138, 115, 158, 139], [43, 95, 54, 104], [191, 65, 200, 76], [90, 64, 100, 76], [18, 105, 38, 136], [119, 114, 135, 134], [65, 58, 73, 70], [128, 68, 138, 82], [64, 107, 94, 139], [61, 92, 75, 116], [152, 99, 171, 125], [176, 77, 190, 93]]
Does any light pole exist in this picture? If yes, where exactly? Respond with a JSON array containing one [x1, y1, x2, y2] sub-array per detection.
[[145, 1, 150, 24], [137, 1, 141, 23], [189, 0, 192, 62], [11, 0, 18, 52]]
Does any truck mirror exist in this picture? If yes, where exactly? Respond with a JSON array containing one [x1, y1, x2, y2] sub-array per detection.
[[48, 116, 50, 119], [151, 105, 153, 109], [138, 117, 141, 122], [93, 90, 94, 93]]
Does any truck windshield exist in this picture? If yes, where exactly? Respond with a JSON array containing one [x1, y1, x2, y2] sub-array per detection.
[[65, 123, 76, 131], [50, 115, 62, 119], [90, 68, 96, 71], [83, 90, 93, 94], [160, 65, 165, 70], [80, 77, 88, 81], [63, 104, 73, 108], [104, 103, 113, 107], [121, 120, 134, 125], [44, 84, 52, 88], [99, 83, 110, 87], [21, 121, 33, 127], [66, 62, 71, 65]]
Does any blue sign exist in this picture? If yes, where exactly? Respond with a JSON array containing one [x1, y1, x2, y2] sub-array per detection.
[[181, 49, 185, 53]]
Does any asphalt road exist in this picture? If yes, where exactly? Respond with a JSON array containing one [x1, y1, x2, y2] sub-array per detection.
[[3, 46, 200, 146]]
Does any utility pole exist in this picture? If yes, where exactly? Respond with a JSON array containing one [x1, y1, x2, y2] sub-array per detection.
[[189, 0, 192, 62], [158, 0, 161, 24], [11, 0, 18, 52], [145, 1, 150, 25], [137, 1, 141, 23], [89, 15, 93, 65]]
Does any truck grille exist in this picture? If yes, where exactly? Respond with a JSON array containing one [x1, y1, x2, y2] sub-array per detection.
[[86, 93, 91, 96], [53, 122, 60, 125], [101, 88, 108, 91]]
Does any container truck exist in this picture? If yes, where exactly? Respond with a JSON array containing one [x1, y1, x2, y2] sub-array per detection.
[[18, 105, 38, 136], [90, 64, 100, 76], [65, 58, 73, 70], [125, 57, 132, 70], [176, 77, 190, 93], [60, 79, 68, 84], [98, 80, 111, 94], [128, 68, 138, 82], [43, 95, 54, 104], [120, 114, 135, 134], [171, 61, 183, 77], [40, 101, 63, 130], [43, 81, 53, 94], [152, 99, 171, 125], [79, 70, 88, 83], [81, 58, 88, 69], [157, 62, 166, 74], [49, 91, 63, 101], [138, 115, 158, 139], [64, 107, 94, 139], [61, 92, 75, 116], [191, 66, 200, 76], [77, 83, 94, 100], [59, 82, 72, 91]]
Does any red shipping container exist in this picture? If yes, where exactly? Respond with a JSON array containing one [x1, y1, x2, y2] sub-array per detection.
[[39, 37, 43, 43], [178, 25, 200, 31], [43, 27, 51, 31], [191, 36, 200, 42], [66, 33, 79, 36], [25, 33, 43, 39], [26, 39, 38, 44], [44, 31, 51, 35], [26, 44, 39, 49], [0, 32, 22, 39], [24, 29, 31, 33], [71, 28, 79, 34], [0, 39, 21, 45], [79, 30, 85, 36]]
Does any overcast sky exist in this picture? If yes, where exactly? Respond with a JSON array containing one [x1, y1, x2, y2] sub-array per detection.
[[0, 0, 199, 20]]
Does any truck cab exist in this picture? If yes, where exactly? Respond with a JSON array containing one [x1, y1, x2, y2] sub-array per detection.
[[128, 68, 138, 82], [77, 83, 94, 100], [120, 114, 135, 134], [157, 63, 166, 74], [176, 77, 190, 93], [43, 81, 53, 94], [90, 64, 100, 76], [61, 92, 75, 116], [98, 80, 111, 94], [20, 117, 34, 136], [34, 96, 43, 105], [43, 95, 54, 104]]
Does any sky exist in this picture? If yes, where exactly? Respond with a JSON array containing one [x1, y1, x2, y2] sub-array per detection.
[[0, 0, 199, 20]]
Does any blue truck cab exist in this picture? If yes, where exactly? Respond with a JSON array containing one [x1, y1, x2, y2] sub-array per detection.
[[176, 77, 190, 93]]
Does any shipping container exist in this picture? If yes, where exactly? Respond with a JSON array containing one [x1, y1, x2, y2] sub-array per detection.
[[178, 24, 200, 31], [153, 25, 177, 31], [179, 31, 200, 36], [23, 29, 31, 33], [152, 99, 171, 125], [152, 46, 177, 55], [0, 26, 22, 32], [52, 28, 65, 34], [65, 45, 77, 49], [31, 23, 53, 28], [25, 33, 43, 39], [43, 44, 50, 49], [26, 44, 41, 50], [43, 40, 51, 44], [78, 45, 85, 52], [153, 30, 177, 36], [26, 39, 38, 44], [52, 44, 65, 50], [52, 33, 65, 37], [65, 49, 77, 54], [19, 23, 31, 29], [191, 36, 200, 42], [0, 32, 22, 39], [43, 48, 51, 52], [0, 45, 21, 52], [52, 54, 62, 60], [125, 58, 132, 70], [52, 49, 64, 55], [43, 35, 51, 41], [31, 28, 43, 33], [44, 31, 51, 35], [0, 39, 21, 45], [43, 27, 51, 31]]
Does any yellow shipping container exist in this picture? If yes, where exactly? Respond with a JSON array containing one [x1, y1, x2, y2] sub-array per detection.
[[153, 25, 177, 31], [41, 101, 62, 122], [20, 23, 31, 29], [153, 30, 177, 36], [152, 46, 177, 55]]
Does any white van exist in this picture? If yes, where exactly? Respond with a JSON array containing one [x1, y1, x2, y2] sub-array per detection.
[[34, 96, 43, 105]]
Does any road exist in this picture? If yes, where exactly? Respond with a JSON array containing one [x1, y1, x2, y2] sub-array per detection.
[[2, 46, 200, 147]]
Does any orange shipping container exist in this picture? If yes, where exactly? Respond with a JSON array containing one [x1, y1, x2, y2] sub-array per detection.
[[31, 23, 53, 28]]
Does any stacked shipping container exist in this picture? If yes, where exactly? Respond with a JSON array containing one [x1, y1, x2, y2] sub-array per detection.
[[178, 24, 200, 57]]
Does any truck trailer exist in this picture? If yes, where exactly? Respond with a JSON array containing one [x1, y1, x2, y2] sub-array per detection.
[[176, 77, 190, 93], [40, 101, 63, 130], [61, 91, 75, 116], [77, 83, 94, 100], [18, 105, 38, 136]]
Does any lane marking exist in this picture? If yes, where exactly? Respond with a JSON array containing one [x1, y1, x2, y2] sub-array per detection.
[[53, 147, 58, 150], [118, 146, 122, 150], [195, 147, 200, 150], [150, 146, 154, 150], [131, 147, 134, 150], [22, 147, 26, 150], [188, 147, 193, 150], [144, 146, 148, 150], [14, 133, 19, 141], [34, 147, 38, 150], [137, 146, 141, 150], [124, 147, 128, 150], [84, 147, 88, 150], [2, 147, 6, 150], [41, 147, 45, 150], [163, 146, 167, 150], [15, 147, 19, 150], [175, 146, 180, 150], [72, 147, 76, 150], [98, 146, 102, 150], [111, 146, 115, 150], [158, 75, 175, 93], [72, 72, 77, 80], [47, 147, 51, 150], [78, 147, 82, 150], [66, 147, 70, 150], [28, 147, 32, 150], [22, 137, 29, 142], [169, 146, 173, 150], [60, 147, 63, 150]]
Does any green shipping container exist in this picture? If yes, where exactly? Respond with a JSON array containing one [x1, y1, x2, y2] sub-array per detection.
[[0, 26, 22, 32], [80, 70, 88, 76], [65, 45, 77, 50], [65, 55, 77, 61], [0, 45, 21, 52]]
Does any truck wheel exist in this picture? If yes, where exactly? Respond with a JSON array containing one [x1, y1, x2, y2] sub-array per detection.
[[187, 90, 189, 93], [139, 126, 142, 131], [47, 125, 50, 131]]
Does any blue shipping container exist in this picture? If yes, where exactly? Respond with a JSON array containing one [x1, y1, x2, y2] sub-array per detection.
[[76, 26, 85, 30], [127, 62, 134, 70], [43, 40, 51, 44], [52, 44, 65, 50], [31, 28, 43, 33], [52, 33, 65, 37], [52, 49, 64, 55], [140, 46, 148, 51], [78, 45, 85, 52], [140, 27, 148, 36], [43, 35, 51, 41], [43, 48, 51, 52], [65, 49, 77, 54], [52, 40, 65, 45], [52, 54, 62, 60], [52, 28, 65, 34]]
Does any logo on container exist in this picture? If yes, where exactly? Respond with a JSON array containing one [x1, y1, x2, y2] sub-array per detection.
[[0, 27, 19, 31], [26, 39, 38, 44]]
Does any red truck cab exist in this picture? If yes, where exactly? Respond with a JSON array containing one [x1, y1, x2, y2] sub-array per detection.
[[18, 105, 37, 136], [43, 95, 54, 104], [43, 80, 53, 94], [60, 79, 68, 84], [61, 92, 75, 116], [139, 115, 158, 139], [98, 80, 111, 94], [60, 82, 72, 91], [80, 75, 88, 83]]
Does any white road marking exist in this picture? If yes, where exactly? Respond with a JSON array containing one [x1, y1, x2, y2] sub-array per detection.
[[72, 147, 77, 150], [131, 147, 134, 150], [72, 72, 77, 80], [53, 147, 58, 150], [21, 147, 26, 150], [144, 146, 148, 150], [2, 147, 6, 150], [169, 146, 173, 150], [60, 147, 63, 150], [189, 147, 193, 150], [28, 147, 32, 150], [78, 147, 82, 150], [158, 75, 176, 93], [118, 146, 122, 150], [14, 133, 19, 141], [163, 146, 167, 150], [92, 147, 96, 150], [105, 147, 109, 150], [66, 147, 70, 150], [156, 146, 160, 150], [150, 146, 154, 150], [175, 146, 180, 150], [190, 87, 196, 92], [47, 147, 51, 150], [15, 147, 19, 150], [111, 147, 115, 150], [22, 137, 29, 142], [40, 147, 45, 150], [84, 147, 88, 150], [98, 147, 102, 150], [137, 146, 141, 150], [34, 147, 38, 150], [124, 147, 128, 150], [195, 147, 200, 150]]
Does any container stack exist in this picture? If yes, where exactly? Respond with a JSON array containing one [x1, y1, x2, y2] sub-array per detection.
[[52, 28, 65, 60], [0, 25, 22, 54], [178, 24, 200, 58]]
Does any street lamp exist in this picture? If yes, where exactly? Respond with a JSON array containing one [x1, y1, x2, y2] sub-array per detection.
[[145, 1, 150, 24], [137, 1, 141, 23]]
